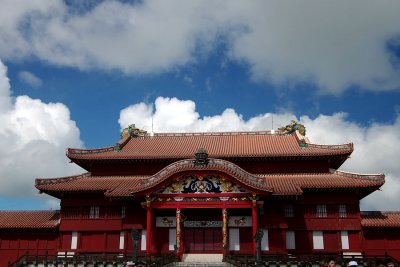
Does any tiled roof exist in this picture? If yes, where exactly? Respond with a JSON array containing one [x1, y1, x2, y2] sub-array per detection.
[[67, 131, 353, 161], [0, 210, 60, 229], [35, 173, 147, 196], [36, 158, 273, 195], [361, 211, 400, 228], [36, 168, 384, 197], [265, 170, 384, 195]]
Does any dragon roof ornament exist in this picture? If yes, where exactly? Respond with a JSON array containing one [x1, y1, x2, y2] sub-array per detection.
[[278, 120, 306, 136], [121, 124, 147, 139]]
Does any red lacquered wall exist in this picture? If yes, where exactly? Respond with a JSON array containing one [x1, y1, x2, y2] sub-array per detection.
[[0, 229, 58, 266]]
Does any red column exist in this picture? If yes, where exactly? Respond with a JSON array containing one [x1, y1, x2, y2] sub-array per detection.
[[222, 208, 228, 253], [252, 204, 258, 255], [176, 208, 182, 256], [146, 207, 152, 255]]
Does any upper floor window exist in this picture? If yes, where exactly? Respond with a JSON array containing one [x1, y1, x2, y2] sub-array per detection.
[[339, 204, 347, 218], [62, 207, 80, 219], [316, 204, 327, 217], [121, 206, 126, 218], [89, 206, 100, 219], [284, 205, 294, 218]]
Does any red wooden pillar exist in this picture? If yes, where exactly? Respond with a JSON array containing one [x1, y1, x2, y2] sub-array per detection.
[[146, 207, 152, 255], [222, 208, 228, 253], [252, 202, 258, 255], [176, 208, 182, 256]]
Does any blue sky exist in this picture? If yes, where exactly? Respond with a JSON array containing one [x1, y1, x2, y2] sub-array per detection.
[[0, 0, 400, 211]]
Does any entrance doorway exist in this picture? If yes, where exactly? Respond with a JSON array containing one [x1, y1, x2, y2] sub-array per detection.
[[182, 208, 223, 253], [184, 227, 222, 253]]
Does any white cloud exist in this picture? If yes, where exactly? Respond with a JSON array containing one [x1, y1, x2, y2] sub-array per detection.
[[302, 114, 400, 210], [229, 1, 400, 94], [119, 96, 295, 133], [18, 71, 43, 87], [120, 97, 400, 210], [1, 1, 400, 94], [0, 61, 11, 113], [0, 59, 83, 207]]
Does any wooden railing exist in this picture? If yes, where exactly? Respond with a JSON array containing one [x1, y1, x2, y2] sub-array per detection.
[[9, 252, 179, 267], [223, 253, 399, 267]]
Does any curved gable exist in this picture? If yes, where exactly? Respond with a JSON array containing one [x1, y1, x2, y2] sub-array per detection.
[[133, 158, 272, 195]]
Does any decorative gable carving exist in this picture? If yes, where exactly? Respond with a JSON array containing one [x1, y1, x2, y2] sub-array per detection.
[[156, 175, 249, 194]]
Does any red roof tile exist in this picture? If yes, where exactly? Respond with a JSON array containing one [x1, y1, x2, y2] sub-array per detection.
[[361, 212, 400, 228], [37, 158, 273, 195], [35, 173, 147, 195], [265, 170, 384, 195], [36, 167, 384, 197], [0, 210, 60, 229], [67, 131, 353, 161]]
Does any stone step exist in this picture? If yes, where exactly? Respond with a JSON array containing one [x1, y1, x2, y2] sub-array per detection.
[[182, 253, 223, 262], [163, 263, 234, 267]]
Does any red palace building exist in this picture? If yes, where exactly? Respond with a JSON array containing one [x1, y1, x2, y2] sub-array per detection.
[[1, 122, 400, 266]]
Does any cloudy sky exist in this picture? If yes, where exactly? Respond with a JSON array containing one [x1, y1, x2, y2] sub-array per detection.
[[0, 0, 399, 211]]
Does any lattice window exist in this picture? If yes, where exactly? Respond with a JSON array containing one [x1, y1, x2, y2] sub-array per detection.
[[89, 206, 100, 219], [62, 207, 80, 219], [121, 206, 126, 218], [339, 204, 347, 218], [284, 205, 294, 218], [107, 206, 121, 218], [316, 204, 327, 217]]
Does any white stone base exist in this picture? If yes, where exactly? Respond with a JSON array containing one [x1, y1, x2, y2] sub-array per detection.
[[182, 253, 223, 262]]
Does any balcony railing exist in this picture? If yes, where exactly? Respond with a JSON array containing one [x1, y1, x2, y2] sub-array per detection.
[[223, 252, 399, 267], [9, 252, 178, 267]]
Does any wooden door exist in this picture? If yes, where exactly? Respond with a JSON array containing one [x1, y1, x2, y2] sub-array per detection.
[[184, 227, 222, 253], [194, 228, 204, 251]]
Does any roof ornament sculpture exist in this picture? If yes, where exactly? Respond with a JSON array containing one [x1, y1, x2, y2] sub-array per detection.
[[278, 120, 306, 136], [194, 147, 209, 166], [121, 124, 147, 139]]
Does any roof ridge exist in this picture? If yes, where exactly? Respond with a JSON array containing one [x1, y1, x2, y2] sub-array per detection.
[[114, 135, 131, 150], [67, 146, 115, 155], [68, 130, 290, 153], [35, 173, 91, 186], [151, 130, 280, 137], [261, 172, 341, 177], [66, 130, 288, 155], [90, 174, 149, 178], [306, 142, 353, 150], [331, 169, 385, 181]]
